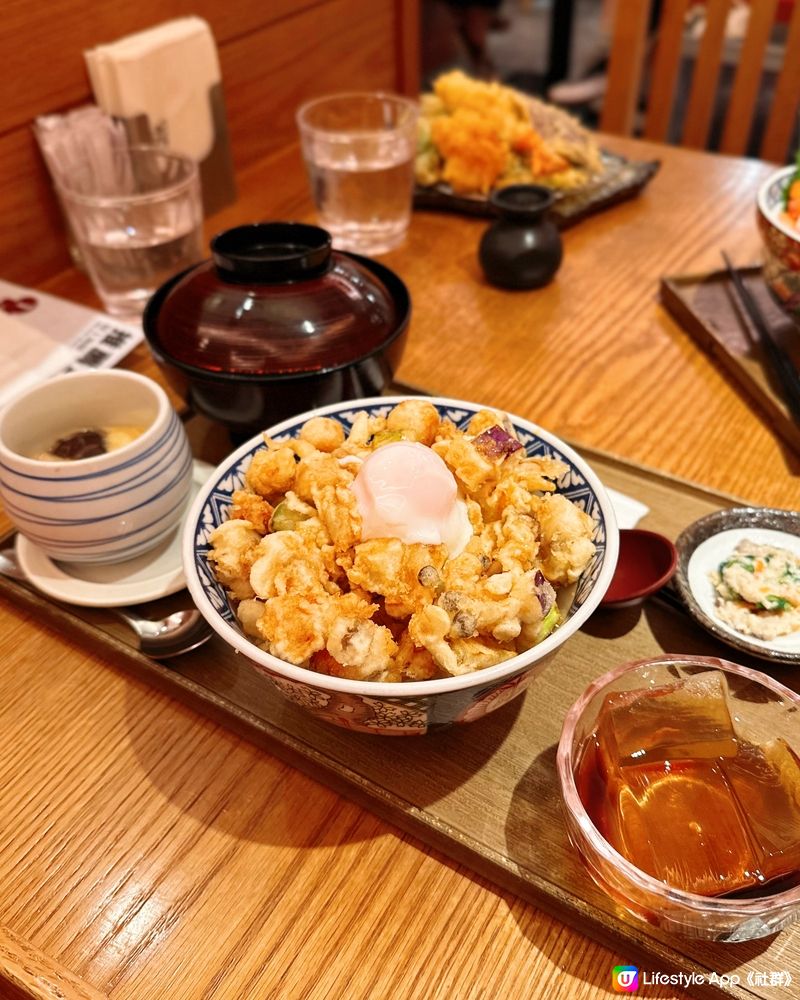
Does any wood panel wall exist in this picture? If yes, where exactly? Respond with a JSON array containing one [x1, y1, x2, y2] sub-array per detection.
[[1, 0, 419, 287]]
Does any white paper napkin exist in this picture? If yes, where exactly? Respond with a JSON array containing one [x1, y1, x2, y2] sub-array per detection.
[[85, 17, 221, 162], [607, 487, 650, 529]]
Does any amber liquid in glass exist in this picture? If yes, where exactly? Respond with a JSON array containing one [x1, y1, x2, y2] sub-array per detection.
[[576, 673, 800, 897]]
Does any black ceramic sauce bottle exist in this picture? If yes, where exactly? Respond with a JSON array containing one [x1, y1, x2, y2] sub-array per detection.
[[478, 184, 563, 290]]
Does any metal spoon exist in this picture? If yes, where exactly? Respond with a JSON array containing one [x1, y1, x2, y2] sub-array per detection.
[[110, 607, 213, 658], [0, 547, 212, 658]]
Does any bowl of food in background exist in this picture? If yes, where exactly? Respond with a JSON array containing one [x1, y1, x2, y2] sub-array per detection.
[[143, 222, 410, 439], [558, 654, 800, 941], [756, 161, 800, 320], [0, 369, 193, 563], [182, 396, 619, 735]]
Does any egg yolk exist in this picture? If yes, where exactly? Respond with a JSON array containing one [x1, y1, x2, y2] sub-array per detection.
[[351, 441, 471, 555]]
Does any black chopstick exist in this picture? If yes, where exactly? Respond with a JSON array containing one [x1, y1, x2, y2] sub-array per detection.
[[721, 251, 800, 426]]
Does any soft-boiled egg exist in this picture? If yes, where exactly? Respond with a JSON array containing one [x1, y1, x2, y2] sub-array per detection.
[[351, 441, 472, 556]]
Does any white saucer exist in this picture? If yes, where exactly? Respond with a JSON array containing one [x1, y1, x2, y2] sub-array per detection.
[[15, 460, 214, 608]]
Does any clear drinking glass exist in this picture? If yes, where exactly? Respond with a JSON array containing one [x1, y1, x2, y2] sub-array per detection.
[[57, 145, 204, 317], [296, 92, 419, 256]]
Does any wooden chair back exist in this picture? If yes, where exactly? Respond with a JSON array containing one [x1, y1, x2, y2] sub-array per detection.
[[600, 0, 800, 162]]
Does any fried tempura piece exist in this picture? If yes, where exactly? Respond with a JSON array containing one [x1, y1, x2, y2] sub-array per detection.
[[250, 530, 331, 599], [448, 636, 516, 672], [237, 598, 265, 639], [312, 482, 362, 552], [408, 602, 515, 676], [345, 411, 375, 449], [294, 453, 354, 502], [229, 489, 274, 534], [531, 493, 595, 585], [436, 568, 543, 644], [326, 616, 398, 682], [442, 547, 490, 594], [434, 70, 530, 130], [348, 538, 448, 618], [432, 434, 495, 492], [485, 507, 541, 574], [395, 631, 440, 681], [386, 399, 442, 446], [246, 447, 296, 497], [259, 594, 329, 663], [472, 448, 566, 519], [466, 409, 508, 437], [265, 592, 396, 675], [300, 416, 345, 452], [207, 519, 262, 600], [409, 604, 459, 674], [514, 127, 570, 175], [528, 93, 603, 173]]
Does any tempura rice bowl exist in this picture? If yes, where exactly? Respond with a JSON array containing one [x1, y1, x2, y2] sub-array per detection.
[[183, 397, 619, 734]]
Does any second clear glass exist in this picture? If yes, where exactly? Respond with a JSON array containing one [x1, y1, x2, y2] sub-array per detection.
[[296, 92, 419, 256]]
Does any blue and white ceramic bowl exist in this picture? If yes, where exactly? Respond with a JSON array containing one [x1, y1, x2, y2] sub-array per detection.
[[183, 397, 619, 734], [0, 370, 193, 563]]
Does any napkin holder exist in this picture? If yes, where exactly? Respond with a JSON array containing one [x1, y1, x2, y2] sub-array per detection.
[[84, 16, 236, 215]]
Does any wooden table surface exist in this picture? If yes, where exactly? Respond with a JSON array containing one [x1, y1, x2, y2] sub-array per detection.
[[1, 136, 798, 1000]]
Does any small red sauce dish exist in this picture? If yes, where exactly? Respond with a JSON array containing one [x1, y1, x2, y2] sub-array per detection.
[[600, 528, 677, 609]]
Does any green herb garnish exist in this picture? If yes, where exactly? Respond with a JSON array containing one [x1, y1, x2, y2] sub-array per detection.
[[759, 594, 793, 612], [719, 554, 756, 574]]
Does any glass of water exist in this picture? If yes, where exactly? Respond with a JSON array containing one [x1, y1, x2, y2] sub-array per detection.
[[296, 92, 419, 256], [57, 145, 204, 318]]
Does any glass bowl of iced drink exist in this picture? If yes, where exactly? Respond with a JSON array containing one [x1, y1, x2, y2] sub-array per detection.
[[557, 654, 800, 941]]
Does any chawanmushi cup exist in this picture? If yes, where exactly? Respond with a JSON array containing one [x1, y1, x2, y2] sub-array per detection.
[[557, 654, 800, 941], [0, 370, 193, 563]]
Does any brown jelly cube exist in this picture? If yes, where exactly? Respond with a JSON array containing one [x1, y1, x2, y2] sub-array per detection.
[[597, 672, 739, 770], [608, 759, 762, 896], [723, 739, 800, 886]]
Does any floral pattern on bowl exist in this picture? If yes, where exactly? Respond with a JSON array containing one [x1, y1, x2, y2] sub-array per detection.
[[183, 396, 619, 734]]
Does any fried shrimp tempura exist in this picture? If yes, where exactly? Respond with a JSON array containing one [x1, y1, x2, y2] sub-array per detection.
[[430, 110, 510, 195], [415, 70, 602, 197], [207, 402, 597, 682]]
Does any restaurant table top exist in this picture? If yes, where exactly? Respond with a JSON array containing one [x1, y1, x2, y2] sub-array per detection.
[[0, 134, 797, 1000]]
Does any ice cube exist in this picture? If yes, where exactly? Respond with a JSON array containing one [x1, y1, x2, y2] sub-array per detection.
[[723, 739, 800, 886], [598, 672, 739, 769], [608, 759, 762, 896]]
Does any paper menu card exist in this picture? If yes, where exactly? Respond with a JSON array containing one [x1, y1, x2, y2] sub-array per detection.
[[0, 279, 142, 408]]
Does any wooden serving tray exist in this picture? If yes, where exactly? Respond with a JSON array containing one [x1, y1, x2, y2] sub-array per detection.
[[1, 437, 799, 1000], [660, 266, 800, 457]]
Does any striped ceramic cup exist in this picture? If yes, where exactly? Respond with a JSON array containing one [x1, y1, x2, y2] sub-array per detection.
[[0, 370, 193, 563]]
